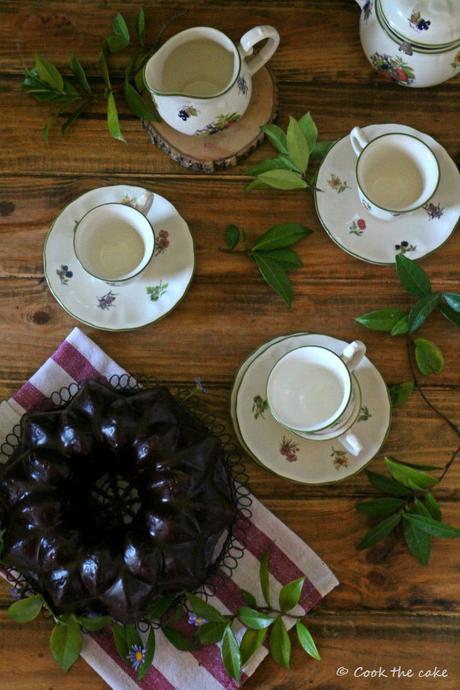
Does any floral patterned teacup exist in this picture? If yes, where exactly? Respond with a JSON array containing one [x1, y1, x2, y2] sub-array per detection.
[[350, 127, 440, 221], [266, 341, 366, 455], [143, 25, 280, 136], [73, 203, 155, 286]]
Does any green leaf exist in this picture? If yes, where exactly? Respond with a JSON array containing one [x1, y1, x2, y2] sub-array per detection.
[[107, 92, 126, 143], [261, 124, 288, 154], [439, 303, 460, 327], [70, 54, 92, 94], [414, 338, 444, 375], [99, 49, 111, 89], [252, 222, 311, 252], [77, 615, 111, 631], [408, 293, 441, 333], [403, 518, 431, 565], [253, 253, 293, 306], [106, 33, 130, 53], [50, 619, 82, 672], [247, 156, 300, 176], [443, 293, 460, 312], [269, 617, 291, 669], [63, 78, 79, 96], [389, 381, 414, 407], [113, 13, 130, 41], [385, 457, 436, 491], [112, 624, 129, 659], [186, 593, 226, 623], [238, 607, 274, 630], [412, 497, 432, 518], [137, 7, 145, 46], [390, 314, 410, 336], [245, 178, 271, 191], [241, 589, 257, 608], [396, 254, 432, 297], [8, 595, 43, 623], [198, 622, 228, 645], [357, 513, 401, 549], [61, 103, 87, 135], [295, 621, 320, 660], [310, 140, 336, 160], [162, 625, 199, 651], [298, 112, 318, 151], [355, 308, 407, 332], [137, 628, 155, 680], [260, 549, 271, 607], [264, 248, 302, 268], [365, 469, 411, 497], [221, 626, 241, 681], [125, 623, 142, 648], [147, 594, 178, 621], [257, 169, 307, 190], [34, 55, 64, 91], [279, 577, 304, 612], [404, 513, 460, 538], [394, 459, 440, 471], [355, 497, 405, 518], [286, 116, 310, 173], [225, 224, 241, 249], [41, 120, 51, 142], [424, 492, 442, 521], [240, 628, 267, 666], [124, 79, 159, 120]]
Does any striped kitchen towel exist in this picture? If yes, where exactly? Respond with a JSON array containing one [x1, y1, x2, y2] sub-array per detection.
[[0, 327, 339, 690]]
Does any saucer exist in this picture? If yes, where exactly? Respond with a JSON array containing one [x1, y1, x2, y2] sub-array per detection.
[[43, 185, 194, 331], [231, 333, 391, 484], [314, 124, 460, 265]]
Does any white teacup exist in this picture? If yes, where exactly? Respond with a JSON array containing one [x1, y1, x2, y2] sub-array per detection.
[[74, 203, 155, 286], [266, 341, 366, 456], [350, 127, 440, 222], [144, 25, 280, 136]]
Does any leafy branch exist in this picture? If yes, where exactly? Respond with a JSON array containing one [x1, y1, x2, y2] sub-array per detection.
[[354, 255, 460, 563], [246, 113, 334, 192], [23, 8, 160, 142], [221, 222, 312, 306]]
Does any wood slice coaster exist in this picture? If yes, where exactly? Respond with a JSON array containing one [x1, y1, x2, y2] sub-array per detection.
[[143, 66, 278, 173]]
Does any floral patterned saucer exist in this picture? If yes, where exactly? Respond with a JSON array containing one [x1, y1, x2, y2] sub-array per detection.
[[231, 333, 391, 484], [43, 185, 194, 331], [314, 124, 460, 265]]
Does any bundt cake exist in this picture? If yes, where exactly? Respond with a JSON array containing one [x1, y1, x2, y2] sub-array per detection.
[[0, 380, 235, 623]]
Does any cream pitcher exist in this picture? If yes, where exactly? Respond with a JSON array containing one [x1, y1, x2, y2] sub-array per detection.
[[143, 25, 280, 136]]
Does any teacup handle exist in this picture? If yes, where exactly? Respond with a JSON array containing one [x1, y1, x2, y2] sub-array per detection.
[[338, 431, 362, 456], [341, 340, 366, 372], [350, 126, 370, 157], [239, 26, 280, 76]]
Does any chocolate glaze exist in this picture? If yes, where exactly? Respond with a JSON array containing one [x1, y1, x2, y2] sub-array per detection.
[[0, 381, 235, 622]]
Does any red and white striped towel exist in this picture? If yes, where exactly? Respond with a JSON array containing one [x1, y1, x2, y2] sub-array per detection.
[[0, 327, 339, 690]]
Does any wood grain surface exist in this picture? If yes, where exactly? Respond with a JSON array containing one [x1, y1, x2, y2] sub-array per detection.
[[0, 1, 459, 689]]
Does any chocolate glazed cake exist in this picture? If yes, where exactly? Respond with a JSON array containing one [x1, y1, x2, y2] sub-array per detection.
[[0, 380, 235, 623]]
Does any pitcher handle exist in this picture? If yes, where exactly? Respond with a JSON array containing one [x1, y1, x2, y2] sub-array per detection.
[[239, 26, 280, 76], [341, 340, 366, 372], [339, 431, 362, 457], [350, 126, 370, 157]]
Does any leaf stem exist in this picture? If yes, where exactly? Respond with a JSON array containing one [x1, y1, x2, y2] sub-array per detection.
[[218, 247, 248, 255]]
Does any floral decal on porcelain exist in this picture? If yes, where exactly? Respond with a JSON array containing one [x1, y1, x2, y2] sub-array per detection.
[[328, 173, 351, 193], [361, 198, 372, 211], [195, 112, 240, 136], [121, 194, 138, 208], [398, 42, 413, 56], [423, 201, 444, 220], [178, 105, 199, 121], [451, 52, 460, 70], [280, 436, 300, 463], [155, 229, 170, 256], [408, 10, 431, 32], [363, 1, 373, 22], [358, 406, 372, 422], [252, 395, 268, 420], [331, 447, 349, 469], [348, 218, 367, 236], [395, 240, 417, 255], [237, 76, 249, 95], [97, 290, 117, 310], [146, 280, 168, 301], [370, 53, 416, 86], [56, 264, 73, 285]]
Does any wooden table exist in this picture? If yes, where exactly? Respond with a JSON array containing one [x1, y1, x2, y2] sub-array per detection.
[[0, 1, 459, 688]]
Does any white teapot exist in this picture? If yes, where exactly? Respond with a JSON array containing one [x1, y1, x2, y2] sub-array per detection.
[[355, 0, 460, 87]]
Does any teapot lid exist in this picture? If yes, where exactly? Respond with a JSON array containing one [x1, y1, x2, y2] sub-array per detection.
[[379, 0, 460, 47]]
